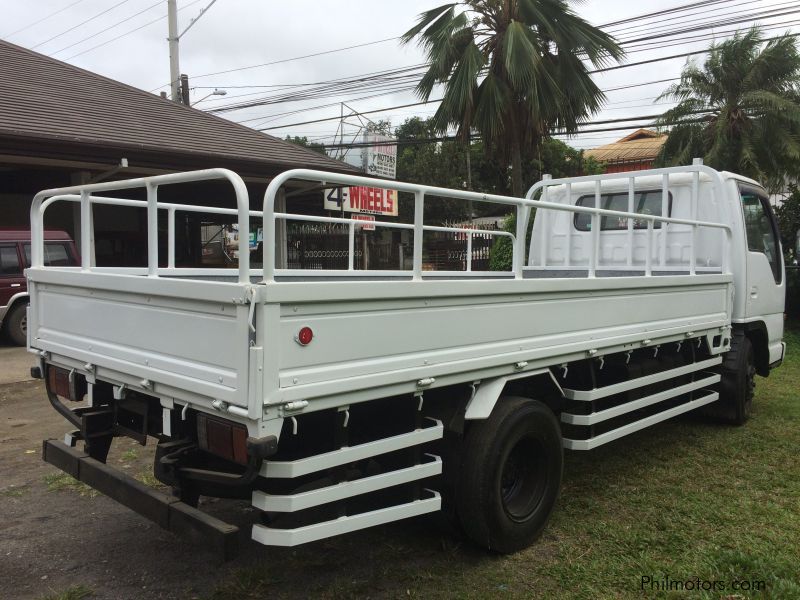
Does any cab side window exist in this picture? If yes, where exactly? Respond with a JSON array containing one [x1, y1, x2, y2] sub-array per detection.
[[740, 188, 782, 284], [0, 245, 21, 276], [23, 243, 75, 267], [574, 190, 671, 231]]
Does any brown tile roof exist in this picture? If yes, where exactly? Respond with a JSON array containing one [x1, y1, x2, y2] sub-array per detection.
[[0, 40, 357, 178], [584, 129, 667, 164]]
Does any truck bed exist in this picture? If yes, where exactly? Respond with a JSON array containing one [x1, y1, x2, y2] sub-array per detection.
[[28, 266, 732, 420]]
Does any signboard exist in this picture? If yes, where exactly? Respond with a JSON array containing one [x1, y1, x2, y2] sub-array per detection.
[[352, 214, 376, 231], [324, 186, 398, 216], [324, 131, 398, 216], [362, 132, 397, 179]]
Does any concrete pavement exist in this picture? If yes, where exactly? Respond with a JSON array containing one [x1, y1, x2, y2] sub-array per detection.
[[0, 342, 35, 385]]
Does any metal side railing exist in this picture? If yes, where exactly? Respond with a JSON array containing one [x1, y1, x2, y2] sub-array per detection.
[[29, 163, 734, 284], [525, 160, 733, 276], [262, 169, 523, 281], [30, 168, 252, 283]]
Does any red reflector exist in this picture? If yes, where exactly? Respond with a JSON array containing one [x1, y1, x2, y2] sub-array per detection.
[[297, 326, 313, 346], [196, 413, 249, 465], [47, 366, 87, 402]]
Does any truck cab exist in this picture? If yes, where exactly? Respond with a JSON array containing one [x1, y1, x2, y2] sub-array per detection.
[[528, 169, 785, 376]]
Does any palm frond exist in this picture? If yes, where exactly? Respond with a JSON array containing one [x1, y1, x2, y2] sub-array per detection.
[[658, 26, 800, 185], [401, 4, 457, 45]]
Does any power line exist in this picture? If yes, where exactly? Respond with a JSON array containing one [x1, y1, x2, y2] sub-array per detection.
[[63, 0, 205, 61], [601, 0, 737, 29], [51, 0, 163, 56], [206, 5, 798, 118], [156, 0, 745, 92], [249, 38, 753, 132], [314, 113, 707, 151], [2, 0, 89, 39], [149, 36, 402, 91], [30, 0, 134, 50], [255, 29, 799, 133]]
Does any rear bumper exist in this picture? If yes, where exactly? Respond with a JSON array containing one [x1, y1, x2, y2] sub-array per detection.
[[42, 438, 239, 560]]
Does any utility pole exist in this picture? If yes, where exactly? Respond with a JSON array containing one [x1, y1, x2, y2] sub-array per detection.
[[166, 0, 219, 103], [168, 0, 180, 102]]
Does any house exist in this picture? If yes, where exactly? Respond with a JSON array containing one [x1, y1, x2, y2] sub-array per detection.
[[0, 39, 357, 266], [584, 129, 668, 174]]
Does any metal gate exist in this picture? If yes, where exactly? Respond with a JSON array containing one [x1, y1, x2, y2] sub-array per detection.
[[286, 223, 401, 271]]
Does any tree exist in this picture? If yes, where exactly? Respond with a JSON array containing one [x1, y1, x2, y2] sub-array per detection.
[[393, 117, 595, 225], [402, 0, 623, 196], [656, 28, 800, 192], [775, 184, 800, 261], [283, 135, 326, 155]]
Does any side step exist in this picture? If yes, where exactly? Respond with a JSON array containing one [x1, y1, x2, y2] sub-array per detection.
[[563, 391, 719, 450], [562, 356, 722, 401], [42, 439, 239, 560], [561, 356, 723, 451], [252, 490, 441, 547], [252, 418, 443, 547]]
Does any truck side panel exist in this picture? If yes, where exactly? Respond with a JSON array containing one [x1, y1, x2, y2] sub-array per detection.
[[270, 276, 732, 406], [28, 276, 253, 408]]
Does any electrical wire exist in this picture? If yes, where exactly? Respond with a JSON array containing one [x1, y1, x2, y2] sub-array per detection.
[[2, 0, 89, 39], [149, 36, 402, 91], [63, 0, 205, 61], [50, 0, 163, 56], [248, 31, 796, 132], [204, 5, 798, 118], [30, 0, 134, 50]]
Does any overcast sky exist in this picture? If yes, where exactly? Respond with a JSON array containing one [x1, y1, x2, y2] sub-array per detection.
[[1, 0, 797, 154]]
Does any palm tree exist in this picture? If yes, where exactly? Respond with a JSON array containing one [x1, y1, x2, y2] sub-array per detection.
[[656, 28, 800, 191], [402, 0, 623, 196]]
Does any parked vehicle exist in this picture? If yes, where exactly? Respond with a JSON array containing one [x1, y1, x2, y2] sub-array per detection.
[[27, 163, 784, 558], [0, 229, 78, 345]]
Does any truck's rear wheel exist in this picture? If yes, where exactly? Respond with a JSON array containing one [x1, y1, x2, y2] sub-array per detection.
[[5, 303, 27, 346], [456, 396, 562, 553]]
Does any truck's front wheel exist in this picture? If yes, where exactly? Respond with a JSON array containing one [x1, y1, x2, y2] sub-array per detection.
[[718, 331, 756, 425], [456, 396, 562, 553]]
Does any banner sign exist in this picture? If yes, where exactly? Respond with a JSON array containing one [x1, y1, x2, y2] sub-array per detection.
[[324, 186, 398, 216], [352, 214, 376, 231], [362, 132, 397, 179]]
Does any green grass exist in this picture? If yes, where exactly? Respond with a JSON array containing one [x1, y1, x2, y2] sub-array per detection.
[[38, 585, 93, 600], [134, 470, 161, 488], [210, 326, 800, 599], [120, 448, 138, 462], [0, 484, 28, 497], [43, 472, 98, 498]]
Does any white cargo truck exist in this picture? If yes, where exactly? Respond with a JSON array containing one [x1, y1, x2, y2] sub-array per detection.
[[27, 162, 785, 558]]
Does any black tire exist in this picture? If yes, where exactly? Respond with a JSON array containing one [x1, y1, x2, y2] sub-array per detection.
[[716, 331, 756, 425], [5, 303, 27, 346], [456, 396, 563, 553]]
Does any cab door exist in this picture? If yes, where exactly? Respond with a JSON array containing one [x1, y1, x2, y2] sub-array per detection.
[[739, 185, 785, 364], [1, 243, 25, 312]]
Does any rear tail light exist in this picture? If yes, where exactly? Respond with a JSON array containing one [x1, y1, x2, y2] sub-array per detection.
[[47, 366, 87, 402], [196, 413, 249, 465]]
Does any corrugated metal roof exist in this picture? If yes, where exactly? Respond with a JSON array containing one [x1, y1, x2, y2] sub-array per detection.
[[584, 129, 667, 164], [0, 40, 357, 177]]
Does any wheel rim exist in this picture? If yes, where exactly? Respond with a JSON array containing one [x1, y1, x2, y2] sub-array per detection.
[[500, 436, 548, 522], [20, 314, 27, 337]]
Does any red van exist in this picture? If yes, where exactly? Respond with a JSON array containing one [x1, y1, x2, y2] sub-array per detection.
[[0, 229, 79, 345]]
